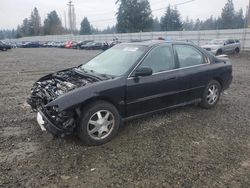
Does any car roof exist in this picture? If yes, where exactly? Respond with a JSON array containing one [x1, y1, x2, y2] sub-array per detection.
[[122, 40, 195, 47]]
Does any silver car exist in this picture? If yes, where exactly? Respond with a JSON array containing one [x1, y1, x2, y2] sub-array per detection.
[[202, 39, 241, 56]]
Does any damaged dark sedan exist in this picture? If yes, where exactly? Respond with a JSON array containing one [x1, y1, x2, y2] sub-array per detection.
[[27, 40, 233, 145]]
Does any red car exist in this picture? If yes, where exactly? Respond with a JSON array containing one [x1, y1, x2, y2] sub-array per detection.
[[65, 41, 74, 49]]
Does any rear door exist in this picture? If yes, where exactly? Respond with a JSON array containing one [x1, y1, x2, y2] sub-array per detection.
[[173, 44, 211, 102], [224, 39, 235, 53]]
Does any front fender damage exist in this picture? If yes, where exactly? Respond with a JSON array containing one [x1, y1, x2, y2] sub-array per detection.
[[27, 68, 102, 136]]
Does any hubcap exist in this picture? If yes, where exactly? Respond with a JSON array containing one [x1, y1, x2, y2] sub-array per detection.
[[207, 85, 219, 105], [87, 110, 115, 140]]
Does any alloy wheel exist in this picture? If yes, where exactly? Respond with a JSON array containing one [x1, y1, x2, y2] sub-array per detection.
[[87, 110, 115, 140], [207, 84, 219, 105]]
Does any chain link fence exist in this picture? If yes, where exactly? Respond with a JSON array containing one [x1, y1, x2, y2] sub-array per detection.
[[6, 28, 250, 50]]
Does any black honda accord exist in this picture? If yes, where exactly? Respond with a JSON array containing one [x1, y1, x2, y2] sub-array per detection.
[[27, 40, 233, 145]]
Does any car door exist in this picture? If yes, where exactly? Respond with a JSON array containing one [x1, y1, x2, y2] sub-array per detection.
[[224, 40, 235, 53], [125, 44, 189, 117], [173, 44, 211, 102]]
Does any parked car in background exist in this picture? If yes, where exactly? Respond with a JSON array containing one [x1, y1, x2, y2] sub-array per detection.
[[80, 41, 95, 49], [0, 41, 12, 51], [21, 41, 41, 48], [27, 40, 233, 146], [65, 41, 75, 49], [73, 40, 93, 49], [202, 39, 241, 56], [86, 42, 103, 50]]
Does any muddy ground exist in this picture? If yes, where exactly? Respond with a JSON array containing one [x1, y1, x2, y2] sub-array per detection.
[[0, 48, 249, 188]]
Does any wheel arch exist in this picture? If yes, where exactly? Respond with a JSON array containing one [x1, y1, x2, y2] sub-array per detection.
[[212, 77, 223, 88], [78, 96, 124, 116]]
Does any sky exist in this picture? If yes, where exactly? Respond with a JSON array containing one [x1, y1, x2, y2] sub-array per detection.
[[0, 0, 249, 30]]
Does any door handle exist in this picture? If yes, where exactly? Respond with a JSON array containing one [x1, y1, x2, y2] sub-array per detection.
[[169, 77, 177, 80]]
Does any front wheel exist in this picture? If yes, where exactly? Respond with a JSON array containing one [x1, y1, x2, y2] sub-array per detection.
[[77, 101, 121, 146], [216, 49, 222, 56], [200, 80, 221, 109]]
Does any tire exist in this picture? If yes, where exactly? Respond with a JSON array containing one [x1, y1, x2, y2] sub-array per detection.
[[77, 100, 121, 146], [235, 47, 240, 54], [216, 49, 222, 56], [200, 80, 221, 109]]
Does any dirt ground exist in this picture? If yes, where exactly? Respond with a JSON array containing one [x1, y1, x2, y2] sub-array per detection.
[[0, 48, 249, 188]]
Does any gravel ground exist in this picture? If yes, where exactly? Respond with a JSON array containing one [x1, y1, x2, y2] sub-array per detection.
[[0, 48, 249, 188]]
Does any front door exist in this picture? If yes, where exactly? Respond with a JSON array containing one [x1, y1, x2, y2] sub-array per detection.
[[125, 44, 188, 117]]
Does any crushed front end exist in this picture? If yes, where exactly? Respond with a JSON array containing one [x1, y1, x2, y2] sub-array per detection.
[[27, 69, 99, 136]]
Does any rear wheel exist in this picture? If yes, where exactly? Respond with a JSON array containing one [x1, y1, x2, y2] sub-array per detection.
[[77, 101, 121, 146], [200, 80, 221, 109], [235, 47, 240, 54]]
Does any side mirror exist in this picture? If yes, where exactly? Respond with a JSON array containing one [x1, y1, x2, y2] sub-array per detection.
[[134, 67, 153, 77]]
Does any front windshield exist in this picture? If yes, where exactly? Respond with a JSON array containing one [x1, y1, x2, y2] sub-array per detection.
[[80, 44, 147, 76], [209, 39, 225, 45]]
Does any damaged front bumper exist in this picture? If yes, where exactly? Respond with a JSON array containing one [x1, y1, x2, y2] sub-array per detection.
[[37, 109, 65, 136], [34, 106, 76, 137]]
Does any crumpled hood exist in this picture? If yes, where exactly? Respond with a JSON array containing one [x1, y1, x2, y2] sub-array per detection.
[[27, 68, 101, 109]]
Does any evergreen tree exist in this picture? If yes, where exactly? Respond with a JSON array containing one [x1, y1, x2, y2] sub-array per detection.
[[101, 26, 117, 34], [20, 18, 30, 36], [29, 7, 42, 36], [183, 17, 194, 30], [116, 0, 153, 33], [152, 17, 161, 31], [80, 17, 91, 35], [43, 11, 63, 35], [160, 5, 182, 31], [234, 8, 244, 29], [221, 0, 235, 29]]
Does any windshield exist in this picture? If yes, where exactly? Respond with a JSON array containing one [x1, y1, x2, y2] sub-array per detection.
[[209, 39, 225, 45], [80, 44, 147, 76]]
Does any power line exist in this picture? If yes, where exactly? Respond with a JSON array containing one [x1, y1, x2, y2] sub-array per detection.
[[76, 0, 195, 17], [89, 0, 196, 23]]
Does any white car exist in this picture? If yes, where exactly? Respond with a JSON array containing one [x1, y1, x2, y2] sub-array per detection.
[[202, 39, 241, 56]]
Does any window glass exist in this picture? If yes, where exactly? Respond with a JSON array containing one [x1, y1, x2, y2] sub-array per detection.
[[80, 44, 146, 76], [226, 40, 235, 44], [174, 45, 204, 68], [138, 46, 175, 73]]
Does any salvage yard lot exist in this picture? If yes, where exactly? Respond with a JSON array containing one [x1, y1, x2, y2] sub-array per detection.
[[0, 48, 250, 187]]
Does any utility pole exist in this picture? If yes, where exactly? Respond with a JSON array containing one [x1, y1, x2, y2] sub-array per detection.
[[247, 0, 250, 28], [67, 0, 76, 34], [64, 11, 67, 29]]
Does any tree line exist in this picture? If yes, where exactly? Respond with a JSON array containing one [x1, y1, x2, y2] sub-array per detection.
[[0, 0, 246, 39]]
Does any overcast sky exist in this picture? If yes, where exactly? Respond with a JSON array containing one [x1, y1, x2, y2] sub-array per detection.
[[0, 0, 248, 30]]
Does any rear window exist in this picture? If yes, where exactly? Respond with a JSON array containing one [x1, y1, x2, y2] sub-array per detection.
[[174, 45, 204, 68]]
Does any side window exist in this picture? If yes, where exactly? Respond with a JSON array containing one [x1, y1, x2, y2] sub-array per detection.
[[226, 40, 235, 44], [174, 45, 204, 68], [138, 46, 175, 73]]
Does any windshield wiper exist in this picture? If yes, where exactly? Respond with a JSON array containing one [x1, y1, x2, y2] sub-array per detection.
[[89, 69, 113, 79], [74, 68, 102, 80]]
